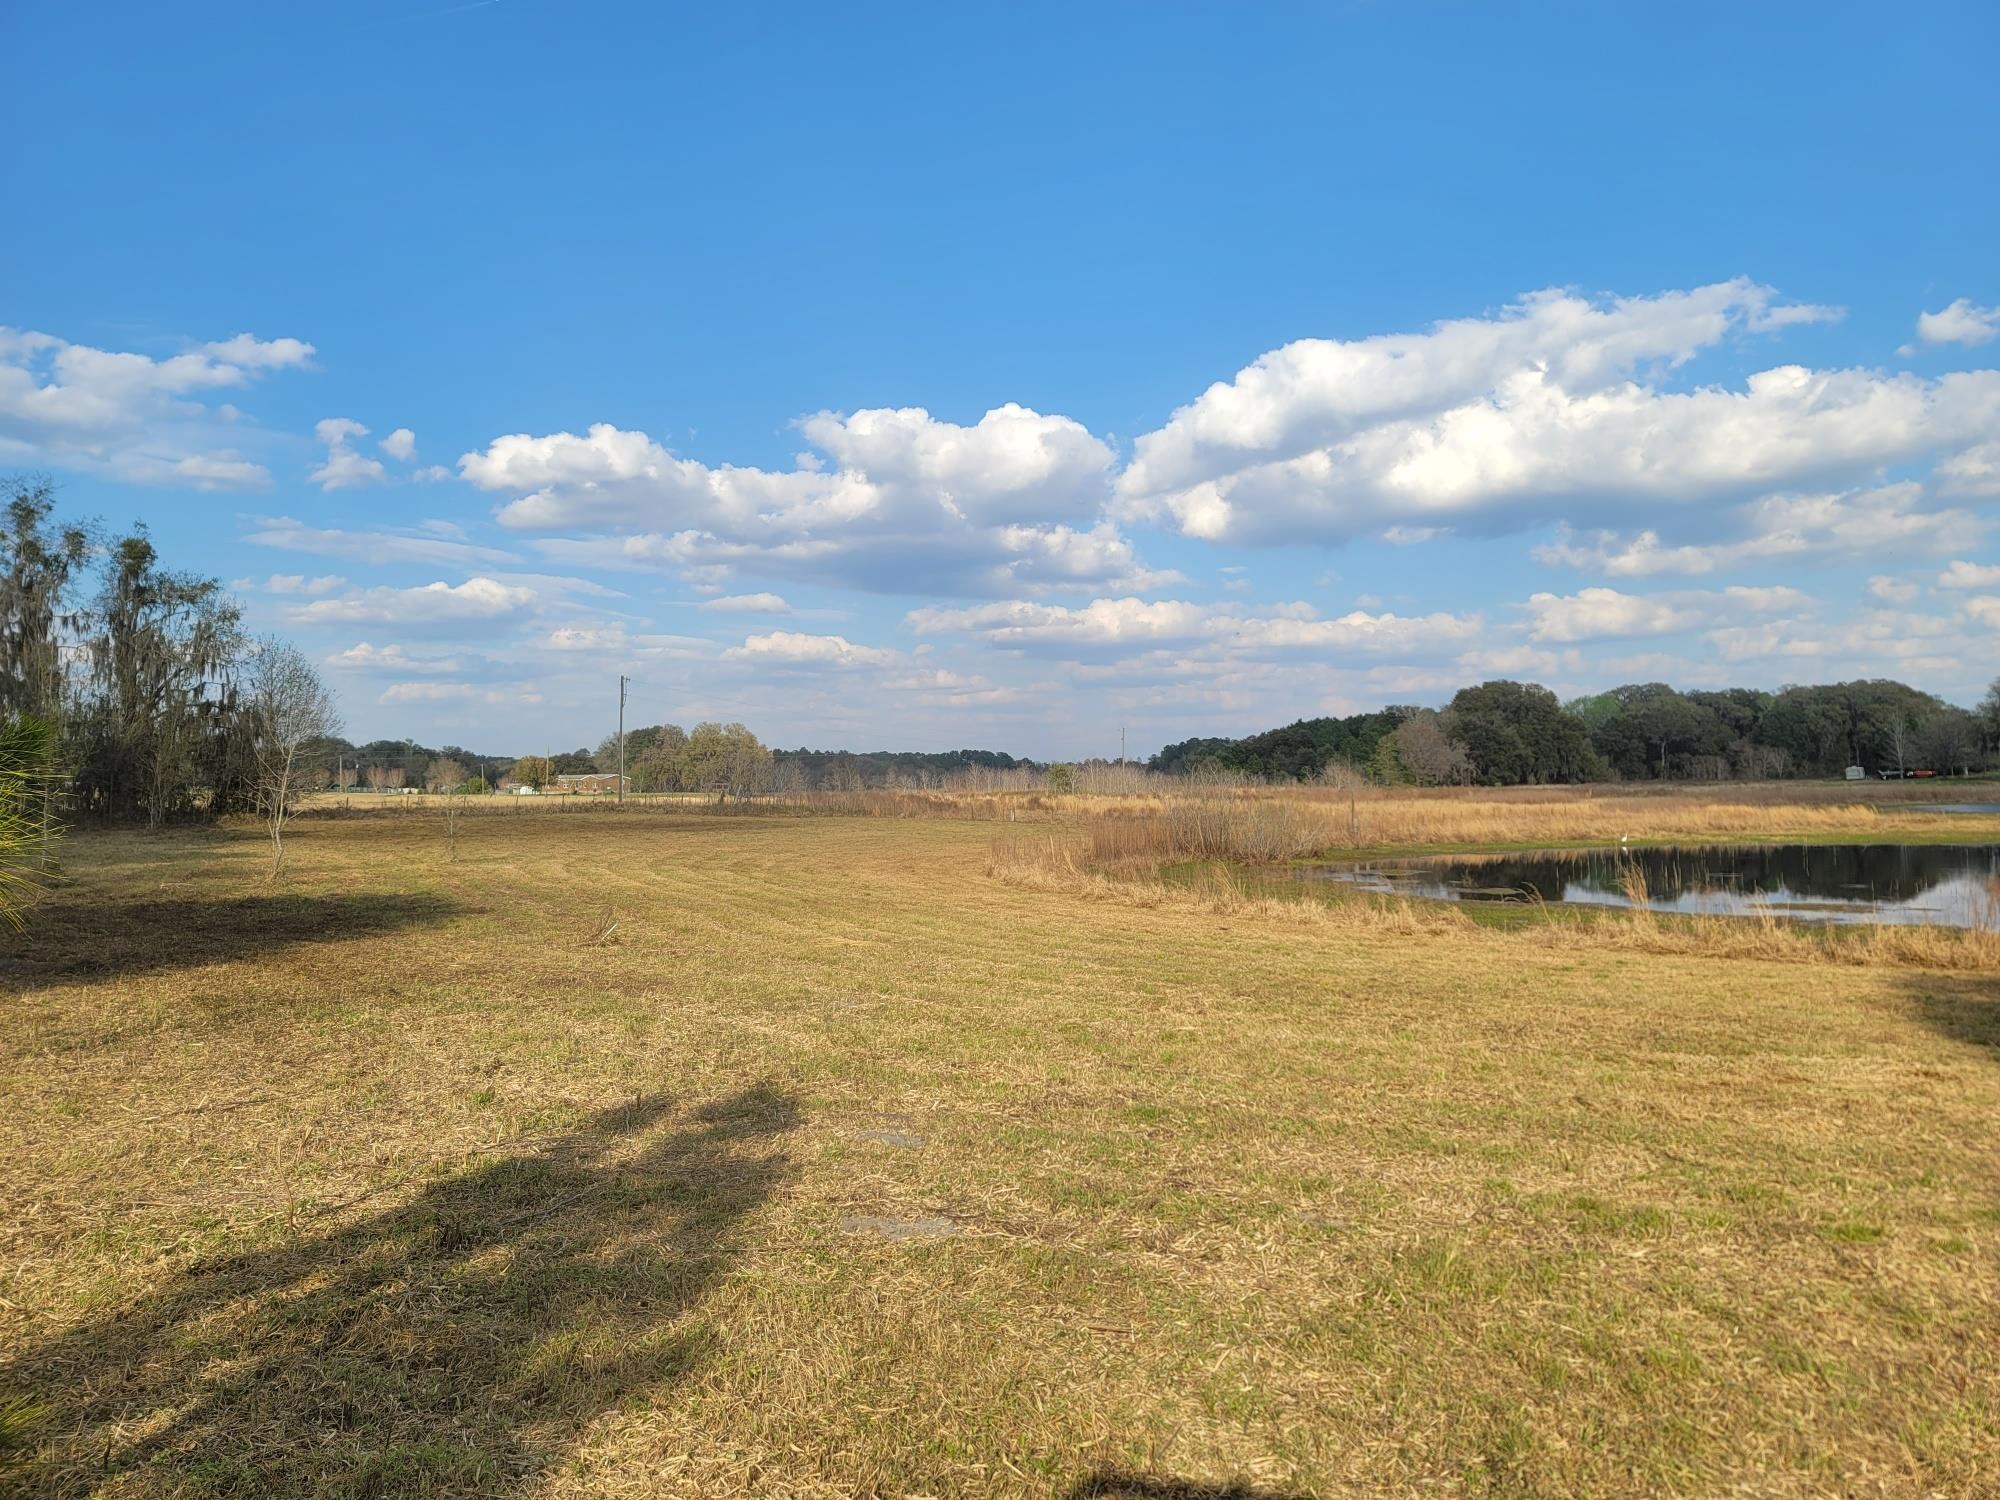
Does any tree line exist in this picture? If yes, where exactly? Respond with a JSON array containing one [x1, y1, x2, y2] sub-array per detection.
[[1154, 677, 2000, 787], [0, 479, 341, 876], [555, 733, 1032, 793]]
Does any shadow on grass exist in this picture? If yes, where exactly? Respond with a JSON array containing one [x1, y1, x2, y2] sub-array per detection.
[[6, 1083, 799, 1496], [1064, 1473, 1304, 1499], [1905, 971, 2000, 1057], [0, 892, 462, 982]]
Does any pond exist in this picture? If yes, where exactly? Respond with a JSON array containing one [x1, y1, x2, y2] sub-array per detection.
[[1894, 803, 2000, 816], [1299, 843, 2000, 928]]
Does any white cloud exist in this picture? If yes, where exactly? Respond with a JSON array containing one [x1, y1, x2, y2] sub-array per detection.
[[723, 631, 898, 667], [381, 427, 417, 461], [199, 333, 316, 370], [1525, 585, 1802, 644], [1456, 645, 1581, 678], [883, 668, 986, 691], [328, 642, 462, 673], [310, 417, 388, 492], [1914, 298, 1999, 349], [170, 452, 269, 489], [1965, 597, 2000, 629], [459, 405, 1167, 596], [907, 596, 1481, 659], [291, 576, 537, 625], [1867, 575, 1919, 603], [1531, 483, 1984, 577], [1937, 442, 2000, 496], [1708, 608, 1968, 667], [1722, 584, 1813, 611], [1112, 281, 1994, 545], [542, 625, 630, 652], [380, 682, 543, 706], [0, 325, 312, 489], [700, 592, 791, 613], [244, 515, 520, 567], [233, 573, 344, 597], [1939, 560, 2000, 589], [1526, 588, 1706, 643]]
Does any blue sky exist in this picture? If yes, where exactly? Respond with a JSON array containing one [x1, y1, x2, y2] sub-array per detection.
[[4, 1, 1997, 758]]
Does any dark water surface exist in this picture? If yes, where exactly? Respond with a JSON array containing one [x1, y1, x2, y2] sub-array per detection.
[[1301, 843, 2000, 927]]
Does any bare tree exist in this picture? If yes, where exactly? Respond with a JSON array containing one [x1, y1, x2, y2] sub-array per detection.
[[425, 755, 468, 793], [1887, 717, 1912, 778], [1391, 710, 1474, 786], [427, 755, 469, 861], [247, 640, 340, 875]]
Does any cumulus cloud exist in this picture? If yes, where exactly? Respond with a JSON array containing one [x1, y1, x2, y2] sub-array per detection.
[[907, 596, 1481, 660], [1936, 442, 2000, 496], [700, 592, 791, 613], [291, 576, 537, 625], [1939, 560, 2000, 589], [1525, 585, 1803, 644], [1707, 608, 1965, 668], [542, 625, 631, 652], [381, 427, 417, 461], [459, 404, 1171, 597], [310, 417, 388, 491], [328, 642, 462, 673], [0, 325, 312, 488], [876, 668, 1023, 706], [231, 572, 345, 597], [1531, 483, 1984, 577], [1867, 576, 1920, 603], [723, 631, 898, 667], [448, 279, 1997, 614], [1111, 281, 1995, 545], [1913, 298, 1999, 349]]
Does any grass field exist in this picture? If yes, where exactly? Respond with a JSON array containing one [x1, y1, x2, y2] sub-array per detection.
[[3, 803, 1998, 1497]]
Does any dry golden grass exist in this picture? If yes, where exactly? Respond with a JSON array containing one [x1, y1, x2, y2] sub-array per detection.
[[2, 808, 1998, 1497], [987, 832, 2000, 972], [316, 779, 2000, 872]]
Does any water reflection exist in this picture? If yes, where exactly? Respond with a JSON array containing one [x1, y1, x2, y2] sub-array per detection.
[[1304, 843, 2000, 927]]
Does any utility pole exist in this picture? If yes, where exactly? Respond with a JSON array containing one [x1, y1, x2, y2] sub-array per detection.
[[1120, 726, 1126, 766], [617, 674, 628, 804]]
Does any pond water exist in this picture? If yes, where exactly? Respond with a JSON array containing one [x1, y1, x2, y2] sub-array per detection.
[[1894, 803, 2000, 816], [1300, 843, 2000, 927]]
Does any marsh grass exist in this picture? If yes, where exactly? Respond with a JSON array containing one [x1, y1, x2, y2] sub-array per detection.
[[306, 776, 2000, 858], [984, 783, 2000, 973], [3, 812, 1998, 1496]]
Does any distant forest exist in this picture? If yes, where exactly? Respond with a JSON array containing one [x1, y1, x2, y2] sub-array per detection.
[[1153, 677, 2000, 786], [333, 676, 2000, 795]]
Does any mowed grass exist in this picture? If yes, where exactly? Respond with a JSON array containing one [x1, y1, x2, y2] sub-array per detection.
[[1, 811, 1997, 1498]]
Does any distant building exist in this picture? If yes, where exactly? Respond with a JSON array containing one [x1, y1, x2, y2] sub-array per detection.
[[1844, 765, 1866, 780], [552, 773, 629, 795]]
